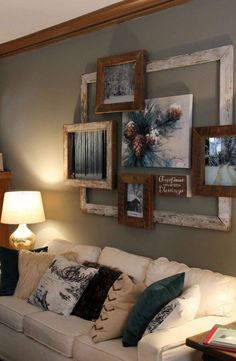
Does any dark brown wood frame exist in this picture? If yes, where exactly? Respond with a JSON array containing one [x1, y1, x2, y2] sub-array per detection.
[[95, 50, 146, 114], [118, 174, 153, 228], [63, 121, 116, 189], [0, 0, 190, 59], [192, 125, 236, 197]]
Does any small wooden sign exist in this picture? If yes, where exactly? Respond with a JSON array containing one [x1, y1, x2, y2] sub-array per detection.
[[156, 175, 191, 197]]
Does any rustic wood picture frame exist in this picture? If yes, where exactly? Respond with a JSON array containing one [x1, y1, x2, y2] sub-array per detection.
[[80, 45, 233, 231], [95, 50, 146, 114], [118, 174, 154, 229], [64, 121, 116, 189], [193, 125, 236, 197]]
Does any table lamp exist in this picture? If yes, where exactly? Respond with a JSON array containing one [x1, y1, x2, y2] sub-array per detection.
[[1, 191, 45, 250]]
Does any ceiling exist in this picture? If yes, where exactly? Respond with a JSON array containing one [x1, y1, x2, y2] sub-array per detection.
[[0, 0, 122, 44]]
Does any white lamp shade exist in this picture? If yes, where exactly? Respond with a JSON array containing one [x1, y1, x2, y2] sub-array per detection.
[[1, 191, 45, 225]]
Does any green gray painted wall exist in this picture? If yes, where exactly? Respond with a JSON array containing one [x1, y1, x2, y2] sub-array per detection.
[[1, 0, 236, 275]]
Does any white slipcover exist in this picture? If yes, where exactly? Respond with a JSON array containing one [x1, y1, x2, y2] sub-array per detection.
[[24, 311, 92, 357]]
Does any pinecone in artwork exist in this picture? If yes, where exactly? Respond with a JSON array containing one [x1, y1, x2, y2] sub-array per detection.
[[132, 135, 146, 157], [166, 103, 182, 122], [145, 128, 159, 146], [124, 121, 137, 140], [122, 98, 186, 167]]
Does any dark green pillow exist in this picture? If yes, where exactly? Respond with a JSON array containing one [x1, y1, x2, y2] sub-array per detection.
[[122, 272, 185, 346], [0, 246, 48, 296], [0, 247, 19, 296]]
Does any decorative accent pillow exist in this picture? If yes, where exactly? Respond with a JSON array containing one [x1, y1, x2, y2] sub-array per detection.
[[14, 250, 79, 299], [122, 272, 185, 347], [144, 284, 200, 334], [32, 246, 48, 253], [90, 273, 145, 343], [0, 247, 19, 296], [0, 246, 48, 296], [72, 261, 121, 321], [14, 251, 56, 299], [28, 256, 98, 316]]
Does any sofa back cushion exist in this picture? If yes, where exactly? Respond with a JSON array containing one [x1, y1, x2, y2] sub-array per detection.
[[145, 257, 236, 317], [185, 268, 236, 317], [145, 257, 189, 286], [98, 247, 151, 282], [44, 239, 101, 263]]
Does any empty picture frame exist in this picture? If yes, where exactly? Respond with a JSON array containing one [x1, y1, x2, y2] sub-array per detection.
[[192, 125, 236, 197], [64, 121, 116, 189], [95, 50, 146, 114], [118, 174, 154, 228]]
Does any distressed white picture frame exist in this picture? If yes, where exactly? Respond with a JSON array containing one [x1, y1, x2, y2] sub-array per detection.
[[80, 45, 233, 231]]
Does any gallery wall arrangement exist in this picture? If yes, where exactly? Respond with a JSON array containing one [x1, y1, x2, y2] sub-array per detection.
[[63, 45, 234, 232]]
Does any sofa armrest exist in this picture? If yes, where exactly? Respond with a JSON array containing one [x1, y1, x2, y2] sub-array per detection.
[[138, 314, 236, 361]]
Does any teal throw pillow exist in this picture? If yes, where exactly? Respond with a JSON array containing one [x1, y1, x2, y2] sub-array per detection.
[[122, 272, 185, 346], [0, 247, 19, 296]]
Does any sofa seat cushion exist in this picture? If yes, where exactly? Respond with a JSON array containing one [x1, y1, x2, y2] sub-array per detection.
[[24, 311, 93, 357], [98, 247, 151, 282], [0, 296, 42, 332], [73, 334, 137, 361]]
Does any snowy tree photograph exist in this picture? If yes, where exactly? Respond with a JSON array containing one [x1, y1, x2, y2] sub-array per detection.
[[104, 62, 135, 104], [205, 136, 236, 186], [127, 183, 143, 218]]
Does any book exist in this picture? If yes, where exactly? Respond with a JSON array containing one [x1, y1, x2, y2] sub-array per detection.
[[203, 324, 236, 351]]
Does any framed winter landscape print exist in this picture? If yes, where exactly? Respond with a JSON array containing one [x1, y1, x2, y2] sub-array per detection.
[[192, 125, 236, 197], [118, 174, 153, 228], [63, 121, 116, 189], [122, 94, 193, 168], [95, 50, 146, 114]]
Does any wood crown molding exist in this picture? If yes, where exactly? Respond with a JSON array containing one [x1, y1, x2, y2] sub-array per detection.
[[0, 0, 191, 58]]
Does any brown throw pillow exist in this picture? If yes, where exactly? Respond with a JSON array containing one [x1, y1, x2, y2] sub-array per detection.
[[90, 273, 145, 343], [14, 250, 79, 299], [72, 261, 121, 321]]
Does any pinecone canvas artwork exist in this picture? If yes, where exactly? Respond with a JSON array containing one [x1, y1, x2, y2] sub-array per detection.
[[122, 94, 193, 168]]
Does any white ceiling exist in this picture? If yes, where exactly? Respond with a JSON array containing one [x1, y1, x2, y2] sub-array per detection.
[[0, 0, 122, 44]]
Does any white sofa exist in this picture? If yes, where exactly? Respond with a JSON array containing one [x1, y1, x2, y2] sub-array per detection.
[[0, 239, 236, 361]]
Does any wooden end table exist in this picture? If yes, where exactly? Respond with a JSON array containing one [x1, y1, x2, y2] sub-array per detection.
[[186, 323, 236, 361]]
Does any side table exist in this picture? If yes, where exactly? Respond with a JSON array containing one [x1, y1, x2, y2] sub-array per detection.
[[186, 323, 236, 361]]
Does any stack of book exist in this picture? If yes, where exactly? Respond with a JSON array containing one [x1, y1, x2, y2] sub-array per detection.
[[203, 324, 236, 352]]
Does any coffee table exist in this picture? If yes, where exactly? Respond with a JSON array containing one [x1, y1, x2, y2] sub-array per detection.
[[186, 323, 236, 361]]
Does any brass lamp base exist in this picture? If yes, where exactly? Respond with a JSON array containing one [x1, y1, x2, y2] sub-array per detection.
[[10, 224, 36, 250]]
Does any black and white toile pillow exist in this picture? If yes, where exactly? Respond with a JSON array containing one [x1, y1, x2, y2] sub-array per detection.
[[144, 284, 200, 334], [28, 256, 98, 316]]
